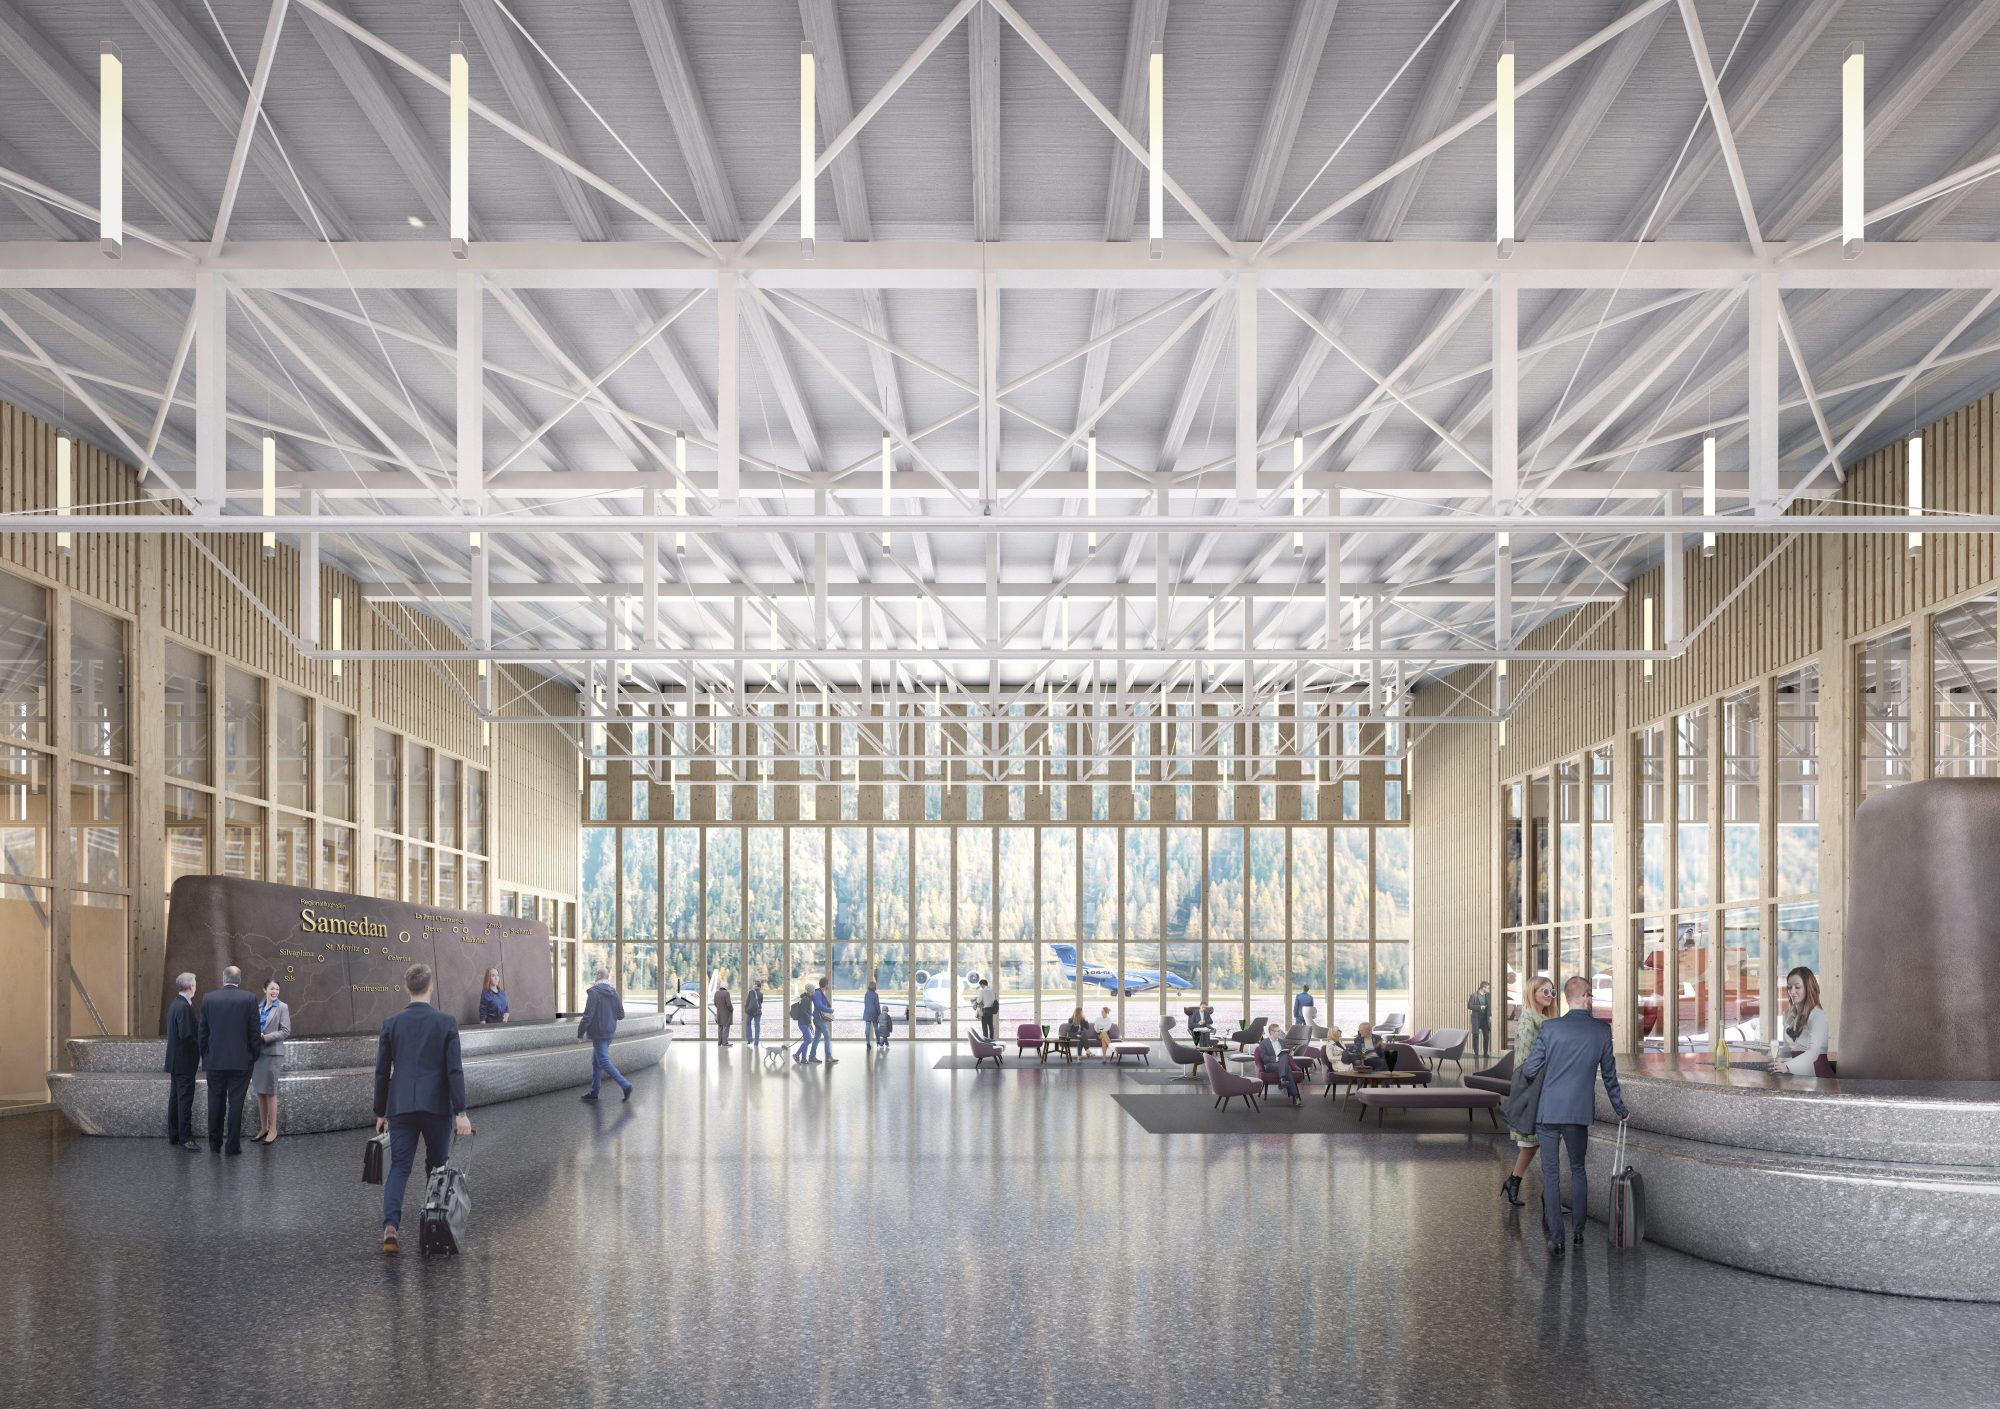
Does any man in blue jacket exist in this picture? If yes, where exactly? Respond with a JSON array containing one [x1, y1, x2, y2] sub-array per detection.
[[577, 967, 632, 1102], [198, 965, 262, 1155], [810, 976, 838, 1065], [373, 963, 470, 1255], [1521, 976, 1630, 1257]]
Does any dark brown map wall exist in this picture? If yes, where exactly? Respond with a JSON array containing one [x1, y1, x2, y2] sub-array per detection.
[[161, 875, 556, 1037]]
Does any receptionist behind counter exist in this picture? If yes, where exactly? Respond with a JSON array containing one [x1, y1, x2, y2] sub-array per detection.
[[1767, 966, 1829, 1075], [480, 967, 510, 1024]]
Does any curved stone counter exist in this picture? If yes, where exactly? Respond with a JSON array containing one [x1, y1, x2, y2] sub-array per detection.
[[1582, 1055, 2000, 1301], [48, 1015, 671, 1137]]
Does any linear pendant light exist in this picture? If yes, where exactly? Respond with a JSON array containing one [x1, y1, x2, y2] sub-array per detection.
[[330, 594, 344, 680], [1495, 39, 1514, 258], [1291, 431, 1305, 554], [449, 41, 469, 258], [99, 45, 122, 258], [1842, 42, 1864, 259], [881, 434, 892, 548], [1642, 594, 1655, 680], [1907, 433, 1923, 556], [1086, 434, 1098, 550], [674, 432, 686, 555], [1701, 434, 1717, 557], [1147, 41, 1164, 258], [261, 434, 277, 555], [800, 42, 816, 258], [55, 435, 72, 555]]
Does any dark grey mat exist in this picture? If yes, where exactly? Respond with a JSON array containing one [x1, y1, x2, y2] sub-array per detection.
[[1111, 1093, 1509, 1136], [932, 1053, 1153, 1071]]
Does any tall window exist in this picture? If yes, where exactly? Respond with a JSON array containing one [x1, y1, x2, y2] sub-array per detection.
[[1857, 628, 1912, 799], [1934, 595, 1998, 776]]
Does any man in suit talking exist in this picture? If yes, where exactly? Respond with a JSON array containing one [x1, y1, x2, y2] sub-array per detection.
[[163, 971, 200, 1151], [1521, 975, 1630, 1258], [198, 965, 261, 1155], [373, 963, 471, 1255]]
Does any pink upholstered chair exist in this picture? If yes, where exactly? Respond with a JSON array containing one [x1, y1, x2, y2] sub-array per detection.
[[969, 1033, 1005, 1070], [1016, 1023, 1046, 1057], [1205, 1053, 1264, 1112]]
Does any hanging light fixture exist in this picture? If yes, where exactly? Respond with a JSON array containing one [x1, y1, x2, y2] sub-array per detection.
[[1495, 39, 1515, 258], [330, 594, 344, 680], [1907, 432, 1923, 556], [1147, 41, 1164, 258], [800, 41, 817, 258], [99, 45, 122, 257], [261, 434, 277, 556], [1701, 434, 1717, 557], [1086, 434, 1098, 550], [674, 432, 687, 555], [55, 434, 72, 555], [449, 40, 470, 258], [1841, 42, 1864, 259], [1642, 594, 1655, 681], [881, 433, 892, 549], [1059, 596, 1071, 684], [1292, 424, 1305, 556]]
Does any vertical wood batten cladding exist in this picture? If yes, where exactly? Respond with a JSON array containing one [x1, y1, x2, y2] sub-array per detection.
[[1410, 669, 1496, 1035], [0, 399, 580, 913], [1410, 387, 2000, 1046]]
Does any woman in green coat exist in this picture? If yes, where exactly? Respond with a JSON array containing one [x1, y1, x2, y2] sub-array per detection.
[[1500, 976, 1558, 1207]]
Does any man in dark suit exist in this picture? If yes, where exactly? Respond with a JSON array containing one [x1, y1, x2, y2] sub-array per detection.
[[163, 971, 201, 1151], [198, 965, 261, 1155], [1521, 976, 1630, 1257], [373, 962, 470, 1255]]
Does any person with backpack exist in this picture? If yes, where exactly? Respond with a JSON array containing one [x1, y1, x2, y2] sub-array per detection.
[[576, 967, 632, 1102], [792, 988, 815, 1064], [743, 978, 764, 1048]]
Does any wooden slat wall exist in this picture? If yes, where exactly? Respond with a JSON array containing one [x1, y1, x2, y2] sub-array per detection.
[[494, 665, 582, 899], [0, 398, 580, 903], [0, 405, 141, 613], [1410, 667, 1495, 1032], [1501, 606, 1619, 773]]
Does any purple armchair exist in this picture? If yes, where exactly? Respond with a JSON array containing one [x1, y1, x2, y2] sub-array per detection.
[[1205, 1053, 1264, 1112], [969, 1033, 1005, 1070], [1016, 1023, 1046, 1057]]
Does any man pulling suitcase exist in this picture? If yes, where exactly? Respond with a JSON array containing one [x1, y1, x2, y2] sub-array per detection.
[[372, 962, 471, 1256]]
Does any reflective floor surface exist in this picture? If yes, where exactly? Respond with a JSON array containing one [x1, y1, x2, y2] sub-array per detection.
[[8, 1041, 1999, 1409]]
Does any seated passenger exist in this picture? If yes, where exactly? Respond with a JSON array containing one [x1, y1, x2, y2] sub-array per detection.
[[1095, 1005, 1116, 1061], [1767, 966, 1830, 1075], [1345, 1023, 1385, 1072], [1066, 1007, 1092, 1046], [1256, 1020, 1301, 1105]]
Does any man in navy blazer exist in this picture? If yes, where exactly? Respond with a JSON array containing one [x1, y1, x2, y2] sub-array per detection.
[[373, 963, 471, 1254], [1520, 975, 1630, 1257], [197, 966, 262, 1155], [163, 971, 201, 1151]]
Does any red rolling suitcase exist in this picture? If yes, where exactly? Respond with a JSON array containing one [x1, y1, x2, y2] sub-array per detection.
[[1608, 1119, 1644, 1249]]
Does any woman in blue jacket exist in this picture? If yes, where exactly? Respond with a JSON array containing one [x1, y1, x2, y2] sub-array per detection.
[[479, 967, 509, 1024]]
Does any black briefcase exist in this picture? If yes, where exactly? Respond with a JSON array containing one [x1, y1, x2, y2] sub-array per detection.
[[419, 1136, 473, 1255], [362, 1129, 390, 1185]]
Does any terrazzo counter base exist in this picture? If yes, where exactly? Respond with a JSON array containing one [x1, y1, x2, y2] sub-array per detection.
[[47, 1015, 671, 1137], [1583, 1054, 2000, 1301]]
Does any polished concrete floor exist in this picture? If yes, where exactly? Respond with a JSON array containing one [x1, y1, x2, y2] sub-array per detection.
[[8, 1041, 1998, 1409]]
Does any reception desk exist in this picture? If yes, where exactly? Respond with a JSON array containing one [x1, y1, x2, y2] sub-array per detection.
[[1586, 1054, 2000, 1301], [48, 1015, 671, 1137]]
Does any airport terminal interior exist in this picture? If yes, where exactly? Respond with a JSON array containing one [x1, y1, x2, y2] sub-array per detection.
[[8, 1, 2000, 1404]]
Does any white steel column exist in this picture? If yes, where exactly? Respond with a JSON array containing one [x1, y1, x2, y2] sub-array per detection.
[[1235, 273, 1257, 504], [455, 270, 483, 508], [1748, 272, 1779, 513], [1492, 273, 1518, 513], [194, 271, 225, 509]]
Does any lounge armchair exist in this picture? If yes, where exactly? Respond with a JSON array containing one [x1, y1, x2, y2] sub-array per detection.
[[1412, 1027, 1470, 1077], [1015, 1022, 1046, 1057], [1230, 1016, 1268, 1051], [1281, 1022, 1308, 1051], [1381, 1042, 1434, 1085], [1375, 1012, 1406, 1037], [1205, 1053, 1263, 1112], [968, 1033, 1005, 1069], [1252, 1051, 1308, 1106], [1465, 1048, 1514, 1096], [1161, 1015, 1205, 1081]]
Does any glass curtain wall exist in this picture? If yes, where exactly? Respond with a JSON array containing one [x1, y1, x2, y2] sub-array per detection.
[[576, 821, 1409, 1041]]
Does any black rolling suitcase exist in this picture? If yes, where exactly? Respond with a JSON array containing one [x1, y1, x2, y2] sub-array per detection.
[[1608, 1119, 1644, 1249], [418, 1134, 473, 1255]]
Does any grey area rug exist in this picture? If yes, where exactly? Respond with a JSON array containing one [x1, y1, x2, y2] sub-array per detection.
[[1111, 1092, 1510, 1136]]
